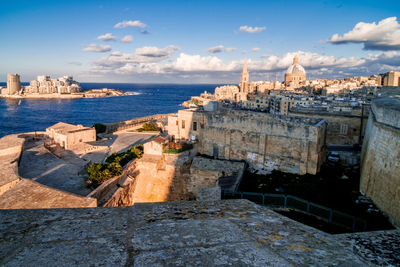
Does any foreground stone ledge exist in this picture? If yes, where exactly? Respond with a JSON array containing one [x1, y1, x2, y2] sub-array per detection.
[[1, 200, 398, 266]]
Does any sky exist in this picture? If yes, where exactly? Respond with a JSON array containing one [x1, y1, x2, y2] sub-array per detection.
[[1, 0, 400, 83]]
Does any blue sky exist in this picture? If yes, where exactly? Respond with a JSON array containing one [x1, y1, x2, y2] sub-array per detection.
[[1, 0, 400, 83]]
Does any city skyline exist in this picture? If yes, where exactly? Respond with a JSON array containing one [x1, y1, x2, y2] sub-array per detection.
[[1, 0, 400, 83]]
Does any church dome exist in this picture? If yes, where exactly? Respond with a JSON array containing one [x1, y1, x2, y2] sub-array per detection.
[[285, 55, 306, 75], [286, 64, 306, 75]]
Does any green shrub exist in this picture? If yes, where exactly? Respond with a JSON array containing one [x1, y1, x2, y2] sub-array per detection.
[[88, 144, 144, 188], [87, 162, 122, 187], [163, 143, 193, 154], [93, 123, 107, 134], [130, 144, 144, 158], [137, 122, 159, 132]]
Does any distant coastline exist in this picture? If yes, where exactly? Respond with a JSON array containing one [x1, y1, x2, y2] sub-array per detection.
[[0, 88, 134, 99]]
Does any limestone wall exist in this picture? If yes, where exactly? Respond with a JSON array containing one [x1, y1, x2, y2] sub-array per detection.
[[0, 133, 97, 209], [290, 111, 368, 145], [66, 128, 96, 149], [0, 134, 24, 195], [182, 109, 327, 175], [360, 96, 400, 226], [105, 113, 174, 133]]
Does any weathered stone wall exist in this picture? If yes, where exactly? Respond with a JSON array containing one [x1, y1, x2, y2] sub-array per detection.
[[4, 200, 397, 266], [189, 157, 245, 195], [290, 111, 368, 145], [175, 108, 326, 175], [130, 150, 197, 204], [360, 96, 400, 226], [105, 113, 174, 133], [0, 133, 97, 209], [66, 128, 96, 149]]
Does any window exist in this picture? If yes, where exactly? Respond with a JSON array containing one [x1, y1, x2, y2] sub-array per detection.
[[340, 124, 348, 135], [182, 120, 185, 129], [193, 121, 197, 131], [176, 120, 178, 126]]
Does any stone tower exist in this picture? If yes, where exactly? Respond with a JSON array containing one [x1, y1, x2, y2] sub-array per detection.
[[240, 59, 249, 83], [7, 74, 21, 95], [240, 59, 249, 92]]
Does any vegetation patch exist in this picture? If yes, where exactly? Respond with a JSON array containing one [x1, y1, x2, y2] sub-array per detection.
[[137, 122, 160, 132], [87, 144, 143, 188], [93, 123, 106, 134], [190, 98, 203, 106], [163, 142, 193, 154]]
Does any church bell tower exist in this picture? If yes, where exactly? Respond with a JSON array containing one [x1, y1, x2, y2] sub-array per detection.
[[240, 59, 249, 92]]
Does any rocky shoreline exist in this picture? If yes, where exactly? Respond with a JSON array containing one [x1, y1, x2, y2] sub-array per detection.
[[0, 88, 134, 99]]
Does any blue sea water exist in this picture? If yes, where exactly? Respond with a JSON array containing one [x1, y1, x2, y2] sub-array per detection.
[[0, 83, 219, 138]]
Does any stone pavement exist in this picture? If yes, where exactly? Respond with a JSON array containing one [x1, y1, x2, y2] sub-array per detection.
[[1, 199, 398, 266]]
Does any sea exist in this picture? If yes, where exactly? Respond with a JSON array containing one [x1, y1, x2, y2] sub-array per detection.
[[0, 83, 220, 138]]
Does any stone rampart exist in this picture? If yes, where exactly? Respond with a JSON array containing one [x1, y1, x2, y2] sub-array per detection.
[[360, 96, 400, 226], [0, 134, 24, 196], [104, 113, 174, 133], [290, 110, 368, 145], [0, 133, 97, 209], [196, 109, 326, 175]]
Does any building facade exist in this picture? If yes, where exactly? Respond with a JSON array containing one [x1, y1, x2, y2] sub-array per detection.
[[25, 75, 81, 94], [382, 71, 400, 87], [46, 122, 96, 149]]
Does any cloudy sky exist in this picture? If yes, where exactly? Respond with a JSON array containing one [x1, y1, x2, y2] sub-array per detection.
[[1, 0, 400, 83]]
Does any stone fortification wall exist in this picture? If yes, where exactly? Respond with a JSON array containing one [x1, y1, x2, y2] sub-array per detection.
[[0, 133, 97, 209], [189, 157, 246, 194], [187, 109, 326, 175], [104, 113, 174, 133], [130, 150, 196, 204], [360, 96, 400, 226], [290, 110, 368, 145], [0, 134, 24, 195]]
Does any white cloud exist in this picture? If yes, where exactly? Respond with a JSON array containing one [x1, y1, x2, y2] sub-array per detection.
[[171, 53, 238, 72], [328, 17, 400, 50], [239, 25, 266, 34], [88, 48, 400, 82], [97, 33, 117, 41], [225, 47, 236, 52], [135, 45, 179, 58], [91, 45, 180, 71], [252, 47, 260, 52], [121, 35, 134, 43], [208, 46, 237, 53], [83, 44, 111, 52], [207, 45, 225, 53], [114, 20, 147, 28]]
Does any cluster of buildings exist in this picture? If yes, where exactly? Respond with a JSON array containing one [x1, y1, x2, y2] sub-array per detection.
[[25, 75, 81, 94], [165, 56, 400, 227], [0, 74, 82, 95], [188, 57, 400, 148]]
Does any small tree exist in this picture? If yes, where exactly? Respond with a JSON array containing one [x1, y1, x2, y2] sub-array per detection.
[[93, 123, 107, 134], [130, 144, 144, 158]]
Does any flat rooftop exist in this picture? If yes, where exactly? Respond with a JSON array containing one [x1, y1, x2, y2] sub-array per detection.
[[1, 200, 399, 266]]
